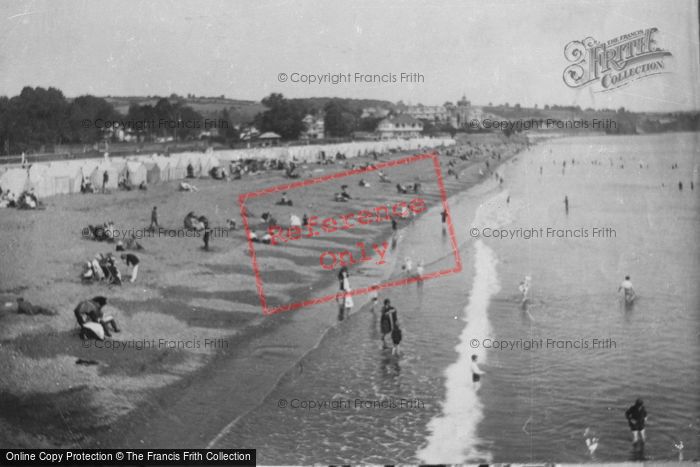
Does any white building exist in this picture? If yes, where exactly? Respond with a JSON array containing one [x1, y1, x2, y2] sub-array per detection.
[[376, 115, 424, 139], [405, 105, 450, 122]]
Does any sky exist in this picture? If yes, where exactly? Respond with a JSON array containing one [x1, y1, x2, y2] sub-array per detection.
[[0, 0, 698, 112]]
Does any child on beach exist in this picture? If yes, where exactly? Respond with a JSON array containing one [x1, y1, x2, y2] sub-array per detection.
[[369, 285, 379, 312], [338, 267, 350, 291]]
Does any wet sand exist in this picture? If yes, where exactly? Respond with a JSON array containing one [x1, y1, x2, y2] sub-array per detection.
[[0, 134, 527, 448]]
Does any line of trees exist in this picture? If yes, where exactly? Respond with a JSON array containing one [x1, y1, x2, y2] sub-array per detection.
[[0, 87, 222, 154]]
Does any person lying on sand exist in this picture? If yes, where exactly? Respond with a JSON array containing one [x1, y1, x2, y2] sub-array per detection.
[[16, 297, 56, 316], [179, 181, 198, 192]]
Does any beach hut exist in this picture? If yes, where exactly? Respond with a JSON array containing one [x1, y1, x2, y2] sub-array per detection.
[[126, 161, 148, 185], [28, 164, 55, 198], [154, 158, 171, 182], [0, 168, 29, 197], [169, 155, 186, 180], [90, 161, 119, 190], [111, 158, 128, 180], [200, 153, 220, 176], [50, 162, 83, 194], [184, 152, 203, 178], [144, 161, 162, 184]]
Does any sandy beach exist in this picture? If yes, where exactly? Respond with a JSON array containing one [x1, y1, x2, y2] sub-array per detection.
[[0, 133, 528, 448]]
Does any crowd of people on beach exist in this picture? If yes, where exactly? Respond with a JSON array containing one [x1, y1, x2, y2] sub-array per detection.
[[0, 187, 44, 209]]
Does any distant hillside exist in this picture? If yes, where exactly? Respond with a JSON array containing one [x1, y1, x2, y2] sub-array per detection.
[[99, 95, 394, 124], [101, 95, 265, 124], [287, 97, 396, 114]]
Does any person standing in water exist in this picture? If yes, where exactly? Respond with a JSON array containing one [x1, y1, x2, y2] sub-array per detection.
[[518, 276, 531, 307], [564, 195, 569, 215], [618, 275, 636, 303], [625, 398, 647, 443], [470, 354, 485, 391], [380, 299, 397, 350]]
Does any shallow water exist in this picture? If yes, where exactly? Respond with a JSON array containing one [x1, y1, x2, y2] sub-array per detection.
[[212, 133, 700, 464]]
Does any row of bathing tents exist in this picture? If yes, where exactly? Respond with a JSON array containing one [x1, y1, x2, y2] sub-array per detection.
[[0, 137, 455, 199]]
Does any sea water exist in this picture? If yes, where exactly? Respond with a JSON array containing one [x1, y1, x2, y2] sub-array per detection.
[[211, 133, 699, 464]]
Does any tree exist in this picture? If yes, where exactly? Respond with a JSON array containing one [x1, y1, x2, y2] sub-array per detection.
[[324, 100, 357, 137], [67, 95, 120, 143], [254, 93, 307, 140], [218, 108, 240, 142], [1, 86, 70, 152], [358, 116, 382, 132]]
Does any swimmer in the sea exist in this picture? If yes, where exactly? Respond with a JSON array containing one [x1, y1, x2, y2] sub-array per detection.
[[618, 275, 636, 303], [583, 428, 599, 456]]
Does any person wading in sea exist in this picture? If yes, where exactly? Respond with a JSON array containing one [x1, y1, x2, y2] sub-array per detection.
[[380, 299, 397, 350], [625, 398, 648, 444], [470, 354, 485, 391]]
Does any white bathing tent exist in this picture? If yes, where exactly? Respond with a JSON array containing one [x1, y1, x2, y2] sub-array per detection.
[[27, 164, 55, 198], [126, 161, 148, 185], [90, 161, 119, 190], [0, 168, 29, 197], [50, 161, 83, 194]]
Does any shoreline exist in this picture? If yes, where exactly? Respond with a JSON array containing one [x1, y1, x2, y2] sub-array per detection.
[[0, 134, 528, 449]]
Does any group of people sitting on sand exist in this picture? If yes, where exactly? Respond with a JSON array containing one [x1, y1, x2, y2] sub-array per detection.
[[209, 166, 227, 180], [81, 252, 141, 285], [86, 221, 116, 242], [333, 185, 352, 202], [80, 178, 97, 193], [117, 175, 147, 191], [396, 182, 421, 194], [0, 187, 43, 209], [276, 192, 293, 206], [81, 253, 123, 285]]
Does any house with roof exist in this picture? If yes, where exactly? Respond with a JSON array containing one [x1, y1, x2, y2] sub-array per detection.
[[376, 115, 424, 139], [301, 114, 325, 140]]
